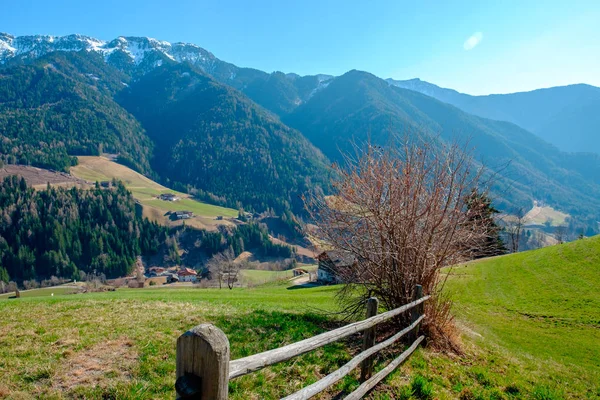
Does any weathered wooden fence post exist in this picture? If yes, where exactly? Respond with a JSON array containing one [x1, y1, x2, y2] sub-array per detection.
[[410, 284, 423, 341], [360, 297, 379, 382], [176, 324, 230, 399]]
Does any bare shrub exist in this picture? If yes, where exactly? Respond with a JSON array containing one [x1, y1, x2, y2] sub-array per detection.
[[7, 281, 17, 293], [40, 276, 66, 288], [23, 280, 40, 290], [305, 137, 492, 350], [506, 207, 525, 252], [111, 278, 127, 288], [207, 247, 241, 289], [554, 225, 567, 244], [194, 279, 213, 289]]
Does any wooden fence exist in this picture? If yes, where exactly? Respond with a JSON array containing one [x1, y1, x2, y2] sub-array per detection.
[[175, 285, 429, 399]]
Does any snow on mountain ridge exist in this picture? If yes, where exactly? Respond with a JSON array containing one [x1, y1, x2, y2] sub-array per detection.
[[0, 32, 216, 68]]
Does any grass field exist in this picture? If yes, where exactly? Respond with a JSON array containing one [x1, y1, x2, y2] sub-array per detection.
[[1, 238, 598, 399], [70, 157, 238, 226], [523, 205, 569, 226], [445, 235, 600, 399], [0, 287, 78, 300]]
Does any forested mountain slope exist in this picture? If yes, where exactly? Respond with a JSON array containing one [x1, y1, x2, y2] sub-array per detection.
[[0, 32, 598, 226], [0, 33, 332, 117], [286, 70, 600, 221], [117, 64, 330, 214], [0, 51, 153, 173], [0, 176, 166, 281]]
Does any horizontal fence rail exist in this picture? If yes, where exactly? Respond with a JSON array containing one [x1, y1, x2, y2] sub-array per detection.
[[229, 295, 430, 379], [280, 316, 425, 400], [176, 284, 429, 400], [344, 335, 425, 400]]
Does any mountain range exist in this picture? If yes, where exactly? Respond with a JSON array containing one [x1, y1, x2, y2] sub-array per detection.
[[0, 33, 598, 231], [387, 78, 600, 155]]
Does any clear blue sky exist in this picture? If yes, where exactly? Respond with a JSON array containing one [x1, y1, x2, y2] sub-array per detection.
[[2, 0, 599, 95]]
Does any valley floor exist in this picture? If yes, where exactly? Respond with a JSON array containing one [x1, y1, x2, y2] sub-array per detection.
[[1, 238, 599, 399]]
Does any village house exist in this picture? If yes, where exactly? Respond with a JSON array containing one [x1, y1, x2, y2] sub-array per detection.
[[159, 193, 180, 201], [177, 267, 198, 282], [292, 268, 309, 277], [174, 210, 194, 219], [317, 250, 356, 284], [148, 267, 166, 276]]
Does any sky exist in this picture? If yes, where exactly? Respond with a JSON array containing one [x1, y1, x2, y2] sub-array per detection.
[[1, 0, 599, 95]]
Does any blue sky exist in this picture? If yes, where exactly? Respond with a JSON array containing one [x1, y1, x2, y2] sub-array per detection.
[[2, 0, 599, 95]]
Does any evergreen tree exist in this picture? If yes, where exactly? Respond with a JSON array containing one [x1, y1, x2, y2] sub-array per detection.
[[0, 176, 166, 281], [0, 266, 9, 283], [465, 190, 508, 259]]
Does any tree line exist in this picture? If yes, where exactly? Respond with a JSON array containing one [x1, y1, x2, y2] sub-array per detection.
[[0, 176, 166, 283]]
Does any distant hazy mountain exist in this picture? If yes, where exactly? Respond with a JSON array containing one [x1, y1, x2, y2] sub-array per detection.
[[286, 71, 600, 219], [387, 78, 600, 154]]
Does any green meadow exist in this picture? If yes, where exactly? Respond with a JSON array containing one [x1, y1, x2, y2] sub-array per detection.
[[70, 156, 238, 220]]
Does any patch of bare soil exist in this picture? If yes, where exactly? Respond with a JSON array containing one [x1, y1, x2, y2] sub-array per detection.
[[269, 236, 316, 260], [234, 251, 254, 263], [52, 338, 138, 392]]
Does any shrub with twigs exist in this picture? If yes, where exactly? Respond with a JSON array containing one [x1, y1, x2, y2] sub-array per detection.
[[305, 136, 494, 350]]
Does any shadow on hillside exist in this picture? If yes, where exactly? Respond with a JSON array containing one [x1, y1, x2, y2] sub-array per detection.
[[286, 282, 324, 290], [211, 309, 363, 398]]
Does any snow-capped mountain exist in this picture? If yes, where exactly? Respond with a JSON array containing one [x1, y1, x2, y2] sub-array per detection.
[[0, 32, 335, 111], [0, 33, 222, 72], [0, 33, 234, 78]]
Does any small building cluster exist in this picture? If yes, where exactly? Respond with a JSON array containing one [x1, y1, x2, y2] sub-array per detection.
[[159, 193, 180, 201], [174, 210, 194, 219]]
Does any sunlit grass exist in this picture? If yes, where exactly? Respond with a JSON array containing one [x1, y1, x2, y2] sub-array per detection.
[[70, 156, 238, 220], [2, 238, 599, 398]]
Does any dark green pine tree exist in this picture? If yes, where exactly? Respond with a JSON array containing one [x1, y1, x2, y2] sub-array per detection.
[[0, 266, 9, 283], [466, 190, 508, 259]]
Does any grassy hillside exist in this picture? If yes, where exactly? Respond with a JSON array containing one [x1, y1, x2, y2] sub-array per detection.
[[71, 156, 238, 228], [446, 236, 600, 398], [0, 284, 351, 399]]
